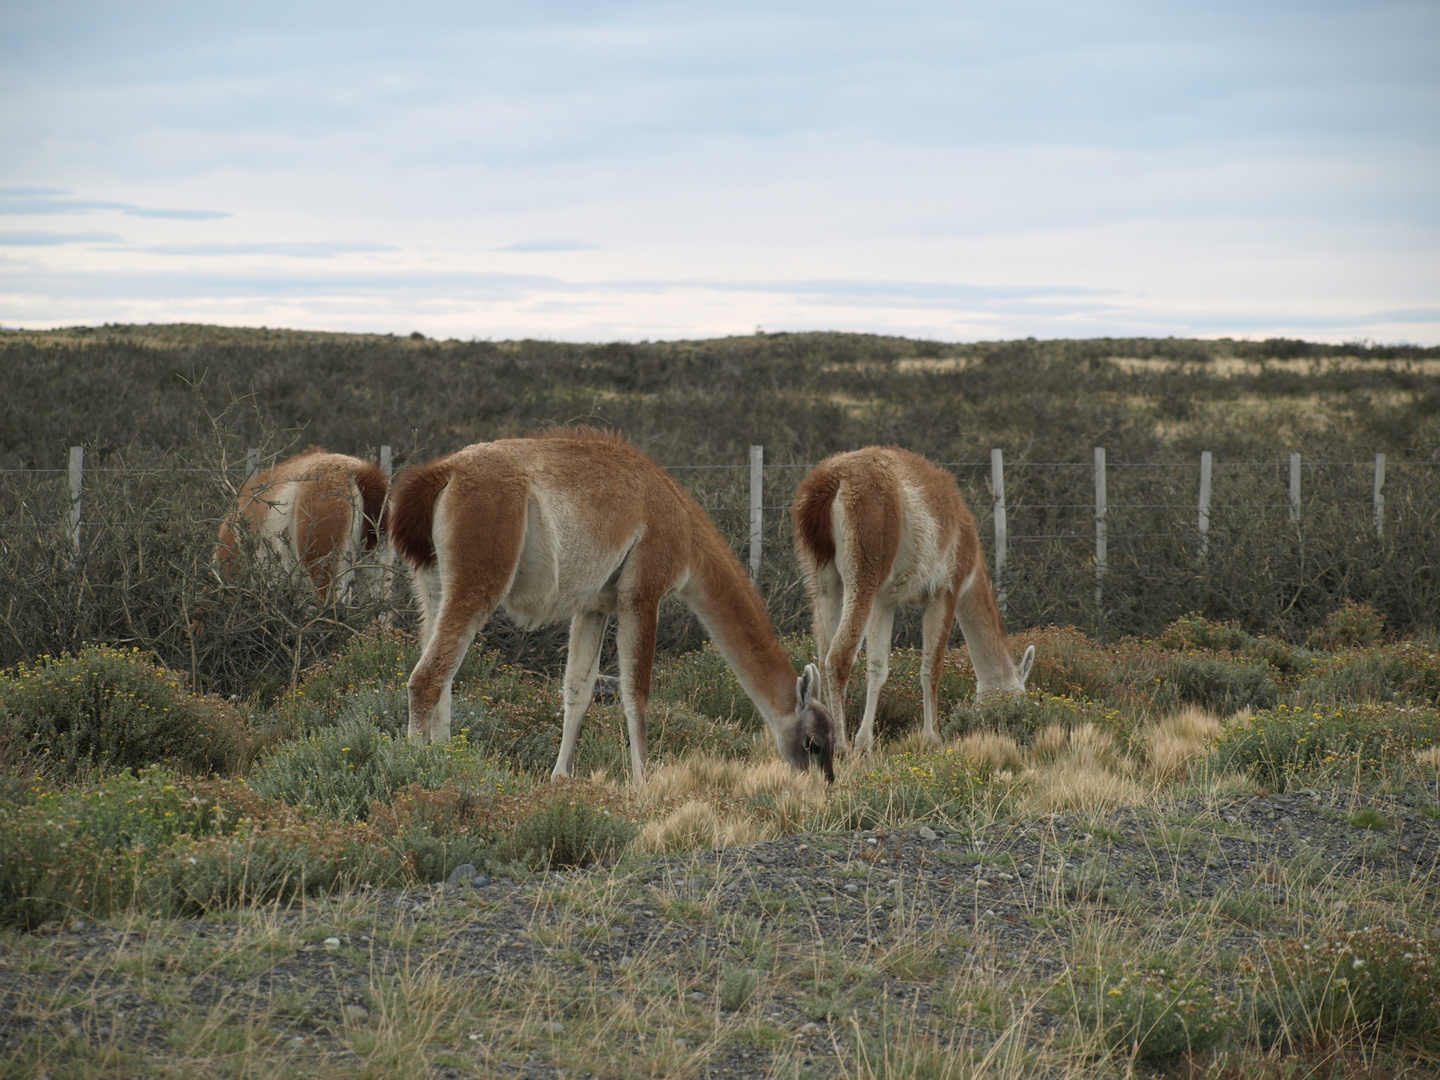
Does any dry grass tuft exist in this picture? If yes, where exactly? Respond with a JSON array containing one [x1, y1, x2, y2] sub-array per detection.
[[1020, 724, 1146, 815], [639, 799, 760, 853], [1029, 723, 1072, 763], [1417, 745, 1440, 771], [952, 729, 1024, 773], [1142, 706, 1223, 782]]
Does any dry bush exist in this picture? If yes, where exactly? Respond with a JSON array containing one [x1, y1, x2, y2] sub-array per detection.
[[1020, 724, 1147, 815], [1414, 745, 1440, 771], [639, 800, 760, 854], [951, 729, 1024, 773], [635, 751, 829, 852], [1142, 706, 1224, 783]]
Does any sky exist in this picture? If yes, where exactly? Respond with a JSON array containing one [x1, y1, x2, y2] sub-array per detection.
[[2, 0, 1438, 344]]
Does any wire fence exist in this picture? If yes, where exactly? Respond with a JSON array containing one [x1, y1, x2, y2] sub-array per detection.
[[2, 442, 1437, 695]]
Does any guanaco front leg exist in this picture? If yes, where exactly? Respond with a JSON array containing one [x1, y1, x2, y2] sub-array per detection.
[[615, 595, 660, 784]]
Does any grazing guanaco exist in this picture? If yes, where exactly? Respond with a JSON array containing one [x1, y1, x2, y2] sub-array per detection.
[[793, 446, 1033, 753], [385, 427, 835, 784], [214, 449, 388, 603]]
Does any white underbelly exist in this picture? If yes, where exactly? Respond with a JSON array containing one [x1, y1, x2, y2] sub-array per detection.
[[501, 499, 632, 627]]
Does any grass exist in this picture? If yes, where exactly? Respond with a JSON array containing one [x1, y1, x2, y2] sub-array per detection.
[[2, 621, 1440, 1075]]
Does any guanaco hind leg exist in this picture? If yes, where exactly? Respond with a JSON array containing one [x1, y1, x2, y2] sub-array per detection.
[[407, 485, 527, 744], [851, 602, 896, 754], [552, 610, 608, 778], [811, 565, 847, 749]]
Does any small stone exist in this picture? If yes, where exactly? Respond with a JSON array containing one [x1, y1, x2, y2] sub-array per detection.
[[323, 937, 342, 950], [341, 1004, 370, 1024], [471, 874, 492, 888], [843, 882, 859, 893], [917, 826, 938, 841], [541, 1020, 565, 1035]]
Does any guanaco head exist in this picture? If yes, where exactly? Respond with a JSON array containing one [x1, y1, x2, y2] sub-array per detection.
[[785, 662, 836, 783], [978, 644, 1037, 699]]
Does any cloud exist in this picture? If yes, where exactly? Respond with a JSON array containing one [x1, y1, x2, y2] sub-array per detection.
[[0, 192, 229, 220], [493, 239, 599, 252], [140, 241, 398, 258], [0, 230, 121, 246]]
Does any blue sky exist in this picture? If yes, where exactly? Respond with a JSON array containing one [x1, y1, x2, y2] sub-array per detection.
[[2, 1, 1437, 343]]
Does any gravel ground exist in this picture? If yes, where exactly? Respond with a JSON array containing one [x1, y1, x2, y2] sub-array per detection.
[[3, 782, 1438, 1078]]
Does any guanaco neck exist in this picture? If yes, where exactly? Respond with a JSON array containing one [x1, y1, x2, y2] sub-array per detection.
[[684, 525, 798, 725], [956, 563, 1021, 695]]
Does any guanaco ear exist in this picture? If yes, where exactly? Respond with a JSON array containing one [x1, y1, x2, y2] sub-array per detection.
[[797, 663, 819, 709], [1017, 645, 1035, 688]]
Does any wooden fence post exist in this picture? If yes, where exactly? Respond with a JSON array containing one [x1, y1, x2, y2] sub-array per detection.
[[749, 445, 764, 583], [68, 446, 84, 553], [1198, 451, 1212, 556], [1289, 453, 1301, 523], [380, 445, 393, 480], [1374, 453, 1385, 538], [991, 448, 1007, 614], [246, 447, 259, 480], [1094, 447, 1107, 607]]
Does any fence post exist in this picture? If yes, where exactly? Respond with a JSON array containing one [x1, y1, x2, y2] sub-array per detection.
[[991, 448, 1007, 613], [1373, 453, 1385, 538], [1289, 453, 1301, 523], [1198, 450, 1212, 556], [380, 445, 393, 480], [749, 445, 763, 583], [68, 446, 84, 553], [246, 447, 260, 480], [1094, 447, 1107, 607]]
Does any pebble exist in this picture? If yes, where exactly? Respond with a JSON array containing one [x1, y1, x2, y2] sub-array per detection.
[[541, 1020, 565, 1035], [323, 937, 342, 950], [341, 1004, 370, 1024], [917, 826, 938, 841]]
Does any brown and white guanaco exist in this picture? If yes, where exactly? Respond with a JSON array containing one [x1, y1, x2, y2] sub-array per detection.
[[793, 446, 1033, 753], [385, 427, 835, 784]]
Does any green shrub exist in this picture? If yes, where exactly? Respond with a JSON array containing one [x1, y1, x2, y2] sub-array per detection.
[[1308, 601, 1387, 651], [491, 794, 637, 871], [719, 966, 759, 1011], [1062, 959, 1237, 1063], [0, 768, 254, 927], [1211, 703, 1440, 790], [944, 691, 1131, 747], [1292, 648, 1440, 706], [827, 747, 992, 830], [1246, 928, 1440, 1047], [248, 711, 516, 822], [1156, 614, 1259, 653], [1150, 654, 1279, 715], [0, 647, 251, 778]]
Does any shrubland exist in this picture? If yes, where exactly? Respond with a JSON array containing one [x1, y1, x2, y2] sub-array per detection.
[[2, 326, 1439, 1075]]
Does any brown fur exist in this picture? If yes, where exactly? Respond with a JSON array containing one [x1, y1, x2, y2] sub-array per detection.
[[214, 448, 389, 602], [792, 446, 1033, 753], [395, 427, 835, 784], [385, 458, 453, 569], [792, 466, 841, 569]]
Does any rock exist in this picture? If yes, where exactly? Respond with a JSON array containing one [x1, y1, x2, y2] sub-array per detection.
[[917, 826, 938, 841], [341, 1004, 370, 1025], [446, 863, 480, 887], [541, 1020, 565, 1035], [323, 937, 342, 950]]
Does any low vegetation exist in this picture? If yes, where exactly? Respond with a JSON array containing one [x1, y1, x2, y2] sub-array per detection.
[[2, 613, 1438, 1076]]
